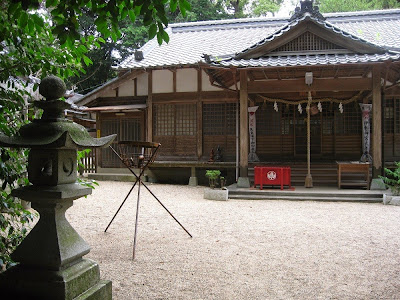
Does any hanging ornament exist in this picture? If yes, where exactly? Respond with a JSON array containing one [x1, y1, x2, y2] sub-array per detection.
[[274, 101, 278, 112], [339, 102, 343, 114], [317, 101, 322, 112], [298, 103, 303, 114], [262, 100, 267, 110]]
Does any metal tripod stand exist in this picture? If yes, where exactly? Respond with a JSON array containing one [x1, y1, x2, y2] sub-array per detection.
[[104, 141, 192, 259]]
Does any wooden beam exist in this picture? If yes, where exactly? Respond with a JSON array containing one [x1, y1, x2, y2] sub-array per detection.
[[385, 85, 400, 96], [173, 69, 177, 93], [247, 78, 373, 93], [197, 68, 203, 159], [134, 78, 137, 97], [372, 65, 382, 178], [147, 70, 153, 142], [239, 70, 249, 177], [152, 90, 237, 102]]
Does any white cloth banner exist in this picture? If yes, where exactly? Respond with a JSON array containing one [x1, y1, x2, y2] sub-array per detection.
[[359, 103, 372, 162], [248, 106, 260, 162]]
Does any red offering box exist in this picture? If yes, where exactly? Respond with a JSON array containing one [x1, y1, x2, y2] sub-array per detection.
[[254, 166, 291, 190]]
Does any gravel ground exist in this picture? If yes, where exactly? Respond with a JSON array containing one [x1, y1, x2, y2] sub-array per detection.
[[66, 181, 400, 300]]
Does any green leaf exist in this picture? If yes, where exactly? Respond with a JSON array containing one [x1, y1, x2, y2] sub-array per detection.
[[78, 44, 87, 53], [162, 30, 169, 43], [27, 19, 35, 35], [111, 31, 117, 41], [46, 0, 57, 7], [82, 55, 92, 66], [149, 24, 157, 40], [32, 14, 44, 29], [128, 9, 136, 22], [157, 31, 163, 45], [18, 12, 28, 28], [170, 0, 178, 12]]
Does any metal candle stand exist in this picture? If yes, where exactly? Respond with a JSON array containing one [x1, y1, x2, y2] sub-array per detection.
[[104, 141, 192, 259]]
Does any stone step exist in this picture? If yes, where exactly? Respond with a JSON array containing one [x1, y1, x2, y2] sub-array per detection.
[[88, 173, 137, 182], [228, 194, 382, 202], [229, 190, 381, 198]]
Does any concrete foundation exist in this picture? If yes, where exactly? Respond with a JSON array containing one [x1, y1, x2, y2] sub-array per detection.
[[204, 188, 228, 201], [370, 178, 386, 190], [237, 177, 250, 188], [188, 176, 198, 186]]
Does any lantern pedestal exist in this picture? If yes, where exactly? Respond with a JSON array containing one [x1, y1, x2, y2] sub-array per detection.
[[0, 184, 112, 299], [0, 76, 116, 300]]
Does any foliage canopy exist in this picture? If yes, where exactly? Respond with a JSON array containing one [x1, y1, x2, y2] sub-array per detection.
[[0, 0, 190, 271]]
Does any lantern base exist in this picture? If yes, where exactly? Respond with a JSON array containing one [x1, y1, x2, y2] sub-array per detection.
[[0, 259, 112, 300]]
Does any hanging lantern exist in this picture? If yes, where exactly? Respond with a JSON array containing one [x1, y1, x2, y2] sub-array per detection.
[[274, 101, 279, 112], [317, 101, 322, 112], [339, 102, 343, 113], [310, 104, 319, 115], [298, 103, 303, 114]]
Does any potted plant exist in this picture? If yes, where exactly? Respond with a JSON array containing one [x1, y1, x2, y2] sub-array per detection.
[[204, 170, 228, 201], [220, 176, 226, 188], [380, 162, 400, 205], [205, 170, 221, 189]]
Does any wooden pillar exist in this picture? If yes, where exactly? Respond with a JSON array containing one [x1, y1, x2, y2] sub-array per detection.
[[147, 70, 153, 142], [197, 68, 203, 159], [239, 70, 249, 177], [372, 65, 382, 178]]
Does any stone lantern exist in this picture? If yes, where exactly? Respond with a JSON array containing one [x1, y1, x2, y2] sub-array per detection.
[[0, 76, 116, 299]]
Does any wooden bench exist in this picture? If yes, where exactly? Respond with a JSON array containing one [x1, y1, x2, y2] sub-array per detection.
[[337, 161, 370, 189]]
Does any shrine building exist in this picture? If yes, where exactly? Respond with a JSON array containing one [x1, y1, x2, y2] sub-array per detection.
[[77, 1, 400, 187]]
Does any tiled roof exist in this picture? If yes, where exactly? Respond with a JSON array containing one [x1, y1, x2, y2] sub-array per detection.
[[209, 53, 400, 68], [233, 14, 388, 59], [118, 9, 400, 70]]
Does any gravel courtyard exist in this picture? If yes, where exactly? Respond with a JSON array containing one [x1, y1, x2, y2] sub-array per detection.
[[66, 181, 400, 299]]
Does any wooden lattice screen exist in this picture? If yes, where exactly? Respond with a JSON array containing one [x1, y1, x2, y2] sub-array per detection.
[[101, 114, 143, 167], [203, 102, 237, 160], [384, 98, 400, 160], [272, 31, 345, 53], [153, 103, 197, 156], [334, 102, 361, 135]]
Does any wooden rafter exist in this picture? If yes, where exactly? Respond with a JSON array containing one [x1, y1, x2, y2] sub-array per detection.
[[247, 77, 372, 94]]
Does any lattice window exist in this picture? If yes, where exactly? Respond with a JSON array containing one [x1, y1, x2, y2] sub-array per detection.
[[176, 104, 196, 136], [271, 31, 345, 53], [395, 99, 400, 134], [335, 102, 361, 135], [256, 103, 281, 135], [281, 104, 294, 135], [154, 103, 196, 136], [153, 104, 174, 136], [121, 118, 141, 141], [384, 99, 395, 134], [322, 102, 334, 135], [203, 103, 237, 135]]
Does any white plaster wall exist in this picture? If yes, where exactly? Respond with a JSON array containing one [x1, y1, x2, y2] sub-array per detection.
[[153, 70, 173, 93], [202, 70, 223, 91], [137, 73, 148, 96], [177, 68, 197, 92], [118, 80, 134, 96]]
